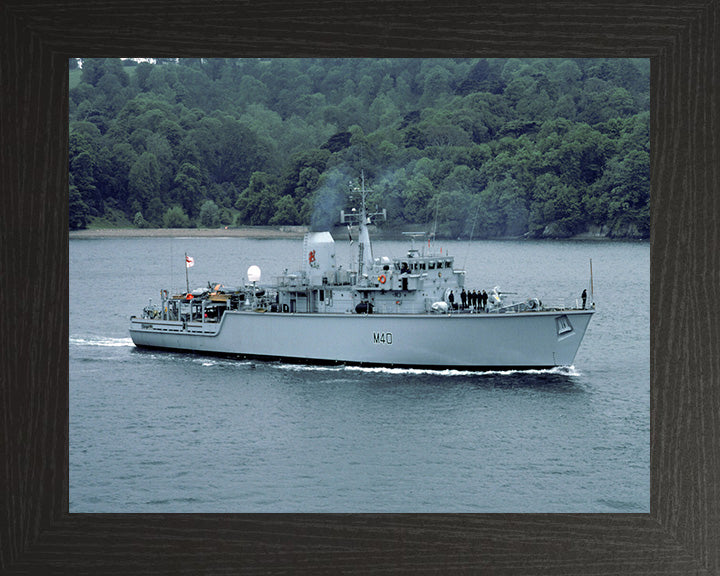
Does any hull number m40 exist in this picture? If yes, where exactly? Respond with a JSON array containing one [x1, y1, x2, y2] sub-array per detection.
[[373, 332, 393, 345]]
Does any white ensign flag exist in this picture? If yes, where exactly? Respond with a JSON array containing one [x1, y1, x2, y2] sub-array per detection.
[[185, 255, 195, 268]]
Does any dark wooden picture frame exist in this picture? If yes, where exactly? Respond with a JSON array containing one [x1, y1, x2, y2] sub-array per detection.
[[2, 1, 718, 573]]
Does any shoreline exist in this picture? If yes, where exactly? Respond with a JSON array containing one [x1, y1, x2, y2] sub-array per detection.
[[69, 226, 310, 239], [69, 226, 648, 242]]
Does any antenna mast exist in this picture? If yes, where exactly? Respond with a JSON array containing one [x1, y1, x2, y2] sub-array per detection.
[[339, 171, 386, 280]]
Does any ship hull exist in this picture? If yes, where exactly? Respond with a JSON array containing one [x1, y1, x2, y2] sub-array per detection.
[[129, 309, 594, 369]]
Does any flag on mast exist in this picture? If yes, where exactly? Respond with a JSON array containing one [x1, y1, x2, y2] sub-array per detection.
[[184, 253, 193, 293]]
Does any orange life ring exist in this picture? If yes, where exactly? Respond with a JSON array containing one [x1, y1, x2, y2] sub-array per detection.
[[378, 274, 387, 284], [185, 293, 194, 300]]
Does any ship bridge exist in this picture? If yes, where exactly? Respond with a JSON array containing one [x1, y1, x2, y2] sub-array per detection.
[[393, 255, 455, 274]]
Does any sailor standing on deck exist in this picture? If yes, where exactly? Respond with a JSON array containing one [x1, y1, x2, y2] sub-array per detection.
[[582, 288, 587, 309], [461, 289, 467, 309], [448, 290, 455, 309]]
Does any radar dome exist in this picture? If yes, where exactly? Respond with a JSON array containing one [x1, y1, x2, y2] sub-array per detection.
[[247, 265, 261, 283]]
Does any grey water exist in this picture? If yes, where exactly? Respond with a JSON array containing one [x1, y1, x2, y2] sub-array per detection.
[[70, 236, 649, 512]]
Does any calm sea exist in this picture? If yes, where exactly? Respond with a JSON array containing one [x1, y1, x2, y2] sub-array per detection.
[[70, 236, 649, 512]]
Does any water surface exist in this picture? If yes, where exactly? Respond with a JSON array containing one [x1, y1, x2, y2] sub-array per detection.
[[70, 237, 649, 512]]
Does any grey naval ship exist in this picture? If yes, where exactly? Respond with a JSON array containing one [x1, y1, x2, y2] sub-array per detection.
[[130, 177, 595, 370]]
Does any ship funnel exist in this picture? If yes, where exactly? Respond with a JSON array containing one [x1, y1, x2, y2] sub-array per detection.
[[304, 231, 336, 284]]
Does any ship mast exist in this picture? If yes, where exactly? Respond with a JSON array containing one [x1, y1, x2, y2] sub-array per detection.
[[339, 170, 386, 282], [357, 172, 374, 278]]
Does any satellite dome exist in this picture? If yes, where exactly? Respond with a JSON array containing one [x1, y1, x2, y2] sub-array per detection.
[[247, 265, 261, 283]]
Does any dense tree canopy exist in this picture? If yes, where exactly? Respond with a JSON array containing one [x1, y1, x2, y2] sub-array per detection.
[[69, 57, 650, 238]]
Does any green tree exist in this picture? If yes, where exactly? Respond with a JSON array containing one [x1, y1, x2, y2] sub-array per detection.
[[433, 191, 471, 237], [191, 114, 270, 189], [235, 172, 279, 225], [145, 197, 165, 226], [134, 61, 153, 92], [80, 59, 104, 86], [270, 195, 300, 225], [419, 64, 452, 107], [106, 142, 137, 212], [529, 173, 583, 237], [162, 206, 191, 228], [475, 181, 505, 237], [70, 150, 97, 211], [594, 149, 650, 236], [172, 162, 204, 218], [457, 59, 491, 95], [133, 211, 149, 228], [401, 175, 433, 223], [69, 122, 104, 213], [281, 149, 330, 198], [220, 209, 233, 226], [199, 199, 220, 228], [128, 152, 161, 210], [237, 76, 269, 107], [69, 183, 89, 229]]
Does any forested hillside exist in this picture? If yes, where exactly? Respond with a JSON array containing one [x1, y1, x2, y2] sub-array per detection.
[[69, 58, 649, 238]]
